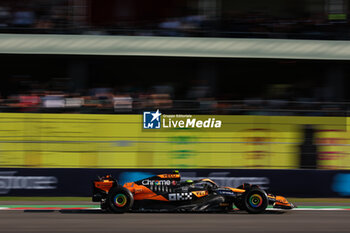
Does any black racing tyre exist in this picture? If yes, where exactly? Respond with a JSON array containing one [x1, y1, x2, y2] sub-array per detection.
[[234, 184, 262, 211], [107, 186, 134, 213], [243, 188, 268, 214]]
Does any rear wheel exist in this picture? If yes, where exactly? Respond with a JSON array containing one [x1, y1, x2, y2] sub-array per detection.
[[243, 188, 268, 214], [107, 186, 134, 213]]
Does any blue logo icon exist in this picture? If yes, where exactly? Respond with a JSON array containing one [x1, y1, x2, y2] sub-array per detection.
[[143, 109, 161, 129]]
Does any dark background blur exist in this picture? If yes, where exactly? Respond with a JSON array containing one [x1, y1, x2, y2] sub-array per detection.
[[0, 0, 349, 115], [0, 0, 349, 40]]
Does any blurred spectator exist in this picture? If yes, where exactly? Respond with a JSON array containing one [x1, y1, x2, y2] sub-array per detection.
[[150, 93, 173, 109], [65, 94, 84, 109], [51, 6, 68, 29], [158, 18, 183, 36], [12, 7, 35, 27], [90, 87, 113, 98], [198, 97, 217, 113], [81, 96, 100, 113], [42, 92, 65, 109], [18, 91, 41, 112], [187, 80, 212, 99], [0, 86, 346, 116], [0, 6, 11, 27], [113, 94, 133, 112], [35, 16, 53, 29]]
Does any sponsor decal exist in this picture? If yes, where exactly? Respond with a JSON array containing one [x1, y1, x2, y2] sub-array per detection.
[[141, 179, 171, 186], [172, 180, 177, 186], [159, 174, 180, 179], [163, 117, 222, 129], [169, 193, 192, 201], [96, 183, 112, 188], [135, 188, 143, 193], [154, 180, 161, 185], [124, 182, 134, 187], [0, 171, 57, 194], [143, 110, 222, 129], [143, 110, 161, 129], [216, 190, 235, 196], [192, 190, 208, 198]]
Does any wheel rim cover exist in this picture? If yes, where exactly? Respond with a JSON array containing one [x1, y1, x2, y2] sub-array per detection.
[[249, 194, 263, 208], [114, 194, 127, 207]]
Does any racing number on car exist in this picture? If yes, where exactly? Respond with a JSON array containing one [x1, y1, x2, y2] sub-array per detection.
[[169, 193, 192, 201]]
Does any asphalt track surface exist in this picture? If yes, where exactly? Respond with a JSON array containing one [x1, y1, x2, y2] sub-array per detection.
[[1, 207, 350, 233]]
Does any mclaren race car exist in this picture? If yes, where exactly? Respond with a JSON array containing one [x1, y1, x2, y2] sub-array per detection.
[[92, 171, 295, 214]]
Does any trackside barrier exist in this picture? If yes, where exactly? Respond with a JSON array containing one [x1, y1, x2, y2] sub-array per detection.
[[2, 34, 350, 60], [0, 168, 350, 197], [0, 113, 349, 169]]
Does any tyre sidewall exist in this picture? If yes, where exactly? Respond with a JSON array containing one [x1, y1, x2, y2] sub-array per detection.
[[244, 188, 268, 214], [108, 186, 134, 213]]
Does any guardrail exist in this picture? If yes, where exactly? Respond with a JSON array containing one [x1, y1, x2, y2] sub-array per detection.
[[1, 34, 350, 59]]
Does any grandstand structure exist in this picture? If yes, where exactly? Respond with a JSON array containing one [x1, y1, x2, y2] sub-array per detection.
[[0, 0, 349, 107], [0, 34, 349, 113]]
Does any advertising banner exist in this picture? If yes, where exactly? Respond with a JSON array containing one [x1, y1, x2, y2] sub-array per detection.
[[0, 113, 348, 169], [1, 168, 350, 197]]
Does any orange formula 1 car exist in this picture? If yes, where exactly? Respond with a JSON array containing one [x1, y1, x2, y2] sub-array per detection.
[[92, 171, 295, 214]]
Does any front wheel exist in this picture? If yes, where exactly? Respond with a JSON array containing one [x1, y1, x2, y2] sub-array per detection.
[[243, 189, 268, 214], [107, 186, 134, 213]]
